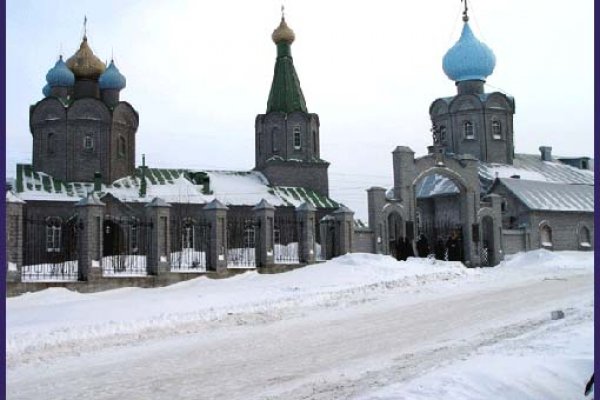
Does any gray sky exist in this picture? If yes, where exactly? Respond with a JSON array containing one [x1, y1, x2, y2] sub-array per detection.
[[6, 0, 594, 219]]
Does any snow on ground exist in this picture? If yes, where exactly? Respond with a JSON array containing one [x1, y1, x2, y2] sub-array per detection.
[[6, 250, 594, 399]]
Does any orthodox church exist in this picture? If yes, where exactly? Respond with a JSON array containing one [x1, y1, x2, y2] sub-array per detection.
[[366, 6, 594, 266]]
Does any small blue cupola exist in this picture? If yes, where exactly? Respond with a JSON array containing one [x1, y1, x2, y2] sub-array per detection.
[[45, 55, 75, 87], [442, 21, 496, 83], [98, 60, 126, 90]]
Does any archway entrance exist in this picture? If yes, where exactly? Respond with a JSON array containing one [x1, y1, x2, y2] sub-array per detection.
[[387, 212, 404, 260], [413, 171, 468, 263]]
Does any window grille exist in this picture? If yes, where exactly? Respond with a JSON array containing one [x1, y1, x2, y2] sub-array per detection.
[[464, 121, 474, 139]]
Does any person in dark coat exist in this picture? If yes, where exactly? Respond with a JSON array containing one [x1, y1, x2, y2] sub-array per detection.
[[446, 231, 461, 262], [416, 234, 429, 258], [434, 237, 445, 260], [403, 237, 415, 259], [396, 236, 407, 261]]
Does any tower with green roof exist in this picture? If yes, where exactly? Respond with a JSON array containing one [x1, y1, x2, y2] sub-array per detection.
[[254, 11, 330, 196]]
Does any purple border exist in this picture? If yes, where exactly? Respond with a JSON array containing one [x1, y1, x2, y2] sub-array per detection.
[[1, 0, 7, 395], [595, 5, 599, 382]]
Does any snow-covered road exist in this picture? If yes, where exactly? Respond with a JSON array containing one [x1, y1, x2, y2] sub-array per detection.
[[6, 251, 594, 399]]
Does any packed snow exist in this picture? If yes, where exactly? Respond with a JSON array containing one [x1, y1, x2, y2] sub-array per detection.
[[6, 250, 594, 399]]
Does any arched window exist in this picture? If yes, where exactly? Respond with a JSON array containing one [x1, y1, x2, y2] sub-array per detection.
[[272, 128, 279, 153], [579, 226, 591, 248], [540, 224, 552, 248], [492, 120, 502, 139], [84, 134, 94, 151], [439, 126, 447, 142], [293, 125, 301, 150], [46, 217, 62, 252], [118, 136, 126, 158], [47, 132, 55, 155], [464, 121, 474, 139]]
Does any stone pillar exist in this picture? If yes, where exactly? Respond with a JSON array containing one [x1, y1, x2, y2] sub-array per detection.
[[75, 193, 106, 281], [6, 192, 25, 283], [296, 202, 316, 264], [367, 187, 386, 254], [463, 189, 479, 267], [320, 215, 335, 260], [333, 206, 355, 256], [485, 193, 504, 265], [392, 146, 415, 203], [145, 197, 171, 275], [203, 199, 228, 273], [253, 199, 275, 268]]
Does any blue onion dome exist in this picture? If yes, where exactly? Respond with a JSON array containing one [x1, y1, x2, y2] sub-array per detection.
[[98, 60, 126, 90], [45, 55, 75, 87], [42, 83, 52, 97], [442, 21, 496, 82]]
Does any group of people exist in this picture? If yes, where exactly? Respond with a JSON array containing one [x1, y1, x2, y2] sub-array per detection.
[[393, 230, 463, 262]]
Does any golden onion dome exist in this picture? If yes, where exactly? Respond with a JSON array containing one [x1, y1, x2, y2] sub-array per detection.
[[272, 17, 295, 44], [66, 36, 106, 80]]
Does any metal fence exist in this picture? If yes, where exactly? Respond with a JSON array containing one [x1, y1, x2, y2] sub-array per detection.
[[314, 218, 326, 261], [21, 215, 79, 282], [102, 216, 153, 277], [274, 216, 299, 264], [418, 219, 464, 262], [170, 217, 210, 272], [227, 217, 257, 268]]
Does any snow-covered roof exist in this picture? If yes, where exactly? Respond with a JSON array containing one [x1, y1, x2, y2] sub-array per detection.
[[493, 178, 594, 212], [480, 154, 594, 188], [12, 164, 340, 209], [415, 174, 460, 198]]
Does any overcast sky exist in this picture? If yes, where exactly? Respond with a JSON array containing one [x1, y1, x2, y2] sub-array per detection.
[[6, 0, 594, 219]]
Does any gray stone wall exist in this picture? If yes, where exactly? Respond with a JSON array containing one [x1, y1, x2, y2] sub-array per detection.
[[502, 229, 529, 255], [259, 161, 329, 196], [352, 229, 374, 253], [528, 211, 594, 251]]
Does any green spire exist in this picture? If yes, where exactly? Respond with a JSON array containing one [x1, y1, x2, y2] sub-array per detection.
[[266, 16, 308, 114]]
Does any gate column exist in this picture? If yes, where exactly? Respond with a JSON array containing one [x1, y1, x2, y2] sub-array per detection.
[[485, 193, 504, 265], [204, 199, 228, 273], [145, 197, 171, 275], [296, 202, 316, 264], [333, 206, 355, 256], [253, 199, 275, 268], [75, 193, 105, 281], [6, 192, 25, 283]]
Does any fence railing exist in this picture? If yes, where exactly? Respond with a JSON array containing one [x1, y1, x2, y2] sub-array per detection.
[[227, 217, 257, 269], [274, 216, 299, 264], [101, 216, 152, 277], [170, 218, 210, 272], [21, 216, 79, 282]]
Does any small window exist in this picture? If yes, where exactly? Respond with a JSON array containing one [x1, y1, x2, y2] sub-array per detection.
[[313, 130, 317, 154], [272, 128, 279, 153], [47, 133, 55, 155], [46, 217, 62, 252], [118, 136, 126, 158], [84, 134, 94, 151], [257, 131, 262, 156], [439, 126, 447, 142], [464, 121, 474, 139], [579, 226, 591, 248], [540, 225, 552, 248], [293, 126, 301, 150], [492, 120, 502, 139]]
